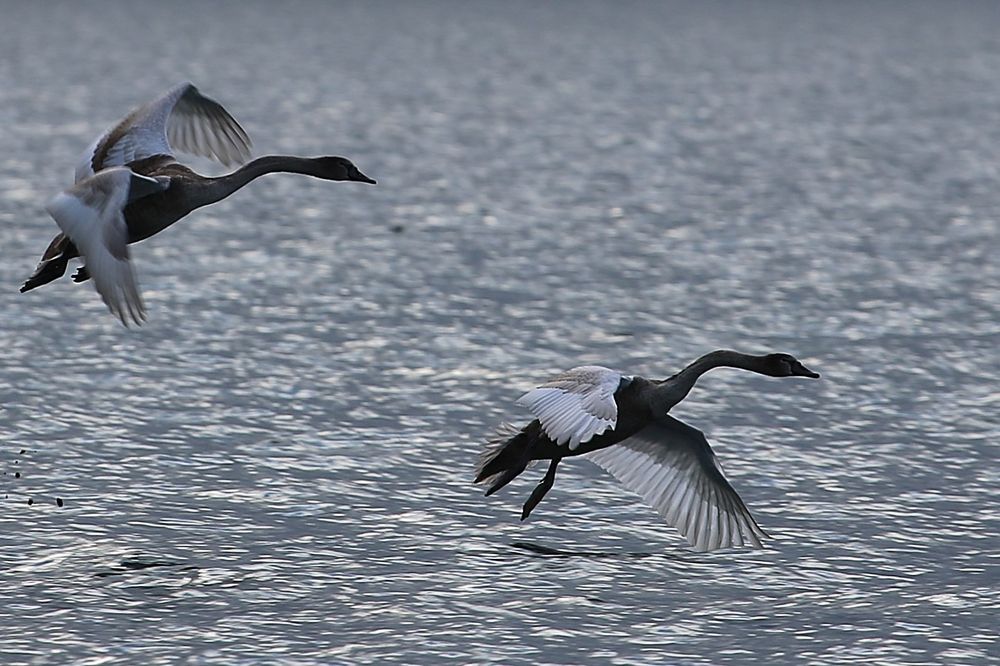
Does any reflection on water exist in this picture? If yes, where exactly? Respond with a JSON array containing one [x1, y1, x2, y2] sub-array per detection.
[[0, 1, 997, 664]]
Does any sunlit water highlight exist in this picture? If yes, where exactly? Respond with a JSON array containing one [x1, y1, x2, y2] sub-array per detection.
[[0, 1, 996, 664]]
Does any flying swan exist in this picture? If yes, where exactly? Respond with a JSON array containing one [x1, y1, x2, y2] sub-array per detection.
[[21, 82, 375, 325], [475, 350, 820, 551]]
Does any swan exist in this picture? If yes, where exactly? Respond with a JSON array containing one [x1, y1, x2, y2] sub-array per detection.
[[475, 350, 820, 551], [21, 82, 376, 325]]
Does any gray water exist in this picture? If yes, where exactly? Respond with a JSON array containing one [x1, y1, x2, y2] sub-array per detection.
[[0, 1, 997, 664]]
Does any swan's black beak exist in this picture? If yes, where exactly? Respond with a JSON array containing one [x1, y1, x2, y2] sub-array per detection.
[[353, 170, 376, 185], [794, 363, 820, 379]]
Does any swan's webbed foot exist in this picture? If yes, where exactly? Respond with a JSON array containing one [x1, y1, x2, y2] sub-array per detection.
[[521, 458, 560, 521], [72, 266, 91, 283], [20, 257, 69, 293]]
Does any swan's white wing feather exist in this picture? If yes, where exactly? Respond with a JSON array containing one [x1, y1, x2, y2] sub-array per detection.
[[517, 366, 625, 450], [584, 416, 768, 552], [46, 168, 154, 326], [76, 82, 252, 182]]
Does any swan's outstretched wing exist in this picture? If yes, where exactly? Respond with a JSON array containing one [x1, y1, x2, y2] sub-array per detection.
[[584, 415, 768, 551], [76, 82, 252, 181], [166, 84, 253, 166], [46, 167, 167, 326], [516, 365, 629, 450]]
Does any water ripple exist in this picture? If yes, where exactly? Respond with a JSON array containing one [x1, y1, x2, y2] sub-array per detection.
[[1, 1, 997, 664]]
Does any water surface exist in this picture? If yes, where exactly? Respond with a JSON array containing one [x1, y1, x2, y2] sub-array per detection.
[[0, 1, 997, 664]]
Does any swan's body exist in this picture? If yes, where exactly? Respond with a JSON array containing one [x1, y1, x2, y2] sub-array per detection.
[[475, 350, 820, 552], [21, 82, 375, 325]]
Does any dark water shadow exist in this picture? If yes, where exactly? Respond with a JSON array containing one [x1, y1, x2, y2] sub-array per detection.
[[511, 541, 674, 560], [94, 556, 197, 578]]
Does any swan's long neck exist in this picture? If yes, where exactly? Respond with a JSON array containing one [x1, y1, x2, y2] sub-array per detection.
[[651, 350, 770, 412], [190, 156, 331, 209]]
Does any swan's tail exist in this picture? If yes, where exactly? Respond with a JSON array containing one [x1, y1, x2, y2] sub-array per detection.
[[474, 422, 537, 496], [20, 234, 75, 293]]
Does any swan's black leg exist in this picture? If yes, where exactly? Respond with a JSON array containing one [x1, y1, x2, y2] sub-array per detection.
[[72, 266, 91, 283], [521, 458, 560, 521]]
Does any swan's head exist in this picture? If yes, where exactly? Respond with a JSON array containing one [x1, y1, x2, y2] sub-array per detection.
[[762, 353, 820, 379], [313, 156, 376, 184]]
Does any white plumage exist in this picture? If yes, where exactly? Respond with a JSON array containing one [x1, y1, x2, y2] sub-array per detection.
[[45, 168, 167, 326], [584, 417, 767, 551], [516, 365, 627, 450]]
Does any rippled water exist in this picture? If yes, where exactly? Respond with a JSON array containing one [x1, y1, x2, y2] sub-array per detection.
[[1, 1, 997, 664]]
